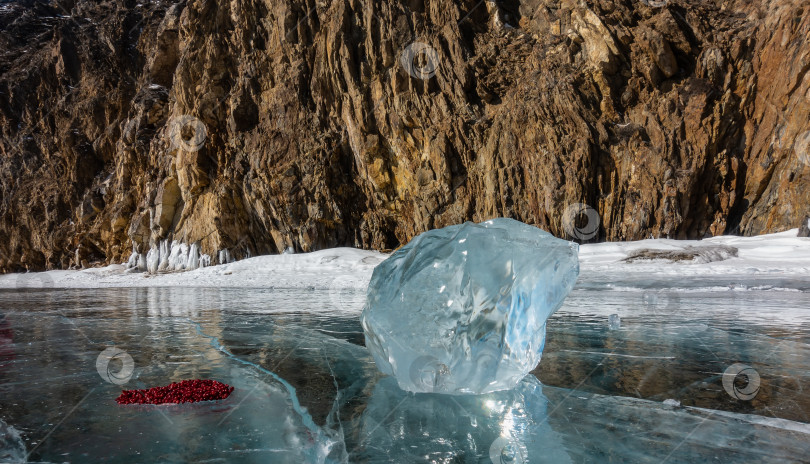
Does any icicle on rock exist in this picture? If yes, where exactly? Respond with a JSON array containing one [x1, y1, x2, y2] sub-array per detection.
[[136, 240, 212, 274]]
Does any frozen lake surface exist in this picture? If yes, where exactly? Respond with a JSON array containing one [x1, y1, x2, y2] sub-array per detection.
[[1, 230, 810, 462], [1, 282, 809, 463]]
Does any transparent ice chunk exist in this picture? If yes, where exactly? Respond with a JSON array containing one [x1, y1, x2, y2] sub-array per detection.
[[361, 218, 580, 394]]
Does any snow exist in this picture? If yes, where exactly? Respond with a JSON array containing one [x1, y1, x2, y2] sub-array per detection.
[[1, 247, 387, 290], [1, 229, 808, 292], [579, 229, 809, 271], [577, 229, 810, 295]]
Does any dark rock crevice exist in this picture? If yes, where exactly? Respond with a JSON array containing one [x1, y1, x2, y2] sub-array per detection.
[[0, 0, 808, 271]]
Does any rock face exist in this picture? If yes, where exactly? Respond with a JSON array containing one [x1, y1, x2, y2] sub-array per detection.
[[0, 0, 808, 271]]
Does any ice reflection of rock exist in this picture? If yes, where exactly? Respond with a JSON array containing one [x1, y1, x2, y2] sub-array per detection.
[[128, 287, 223, 318], [0, 418, 26, 462], [350, 375, 572, 463], [0, 312, 14, 372], [121, 288, 228, 386]]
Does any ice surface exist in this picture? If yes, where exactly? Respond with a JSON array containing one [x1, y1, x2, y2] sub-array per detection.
[[0, 419, 25, 463], [361, 218, 580, 394], [2, 287, 809, 463], [348, 375, 810, 463], [0, 290, 347, 463], [350, 375, 571, 463]]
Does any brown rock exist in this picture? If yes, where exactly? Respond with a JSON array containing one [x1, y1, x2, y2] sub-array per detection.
[[0, 0, 809, 271]]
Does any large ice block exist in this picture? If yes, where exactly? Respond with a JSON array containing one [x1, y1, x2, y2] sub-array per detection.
[[360, 218, 579, 394]]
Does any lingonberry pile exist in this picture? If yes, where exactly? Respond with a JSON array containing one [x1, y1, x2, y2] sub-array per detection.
[[116, 379, 234, 405]]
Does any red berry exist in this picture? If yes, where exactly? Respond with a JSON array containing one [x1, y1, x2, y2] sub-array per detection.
[[116, 379, 234, 405]]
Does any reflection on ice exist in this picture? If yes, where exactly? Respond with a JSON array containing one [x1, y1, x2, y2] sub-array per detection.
[[541, 385, 810, 463], [0, 292, 347, 463], [0, 418, 25, 462], [189, 321, 347, 463], [2, 287, 810, 463], [347, 374, 810, 463], [348, 375, 570, 463]]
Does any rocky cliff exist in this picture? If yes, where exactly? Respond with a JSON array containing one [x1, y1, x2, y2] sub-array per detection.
[[0, 0, 808, 271]]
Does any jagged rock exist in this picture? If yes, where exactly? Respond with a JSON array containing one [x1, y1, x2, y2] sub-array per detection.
[[799, 216, 810, 238], [0, 0, 808, 271]]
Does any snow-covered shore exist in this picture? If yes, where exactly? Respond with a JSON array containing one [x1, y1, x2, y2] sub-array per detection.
[[1, 229, 808, 290]]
